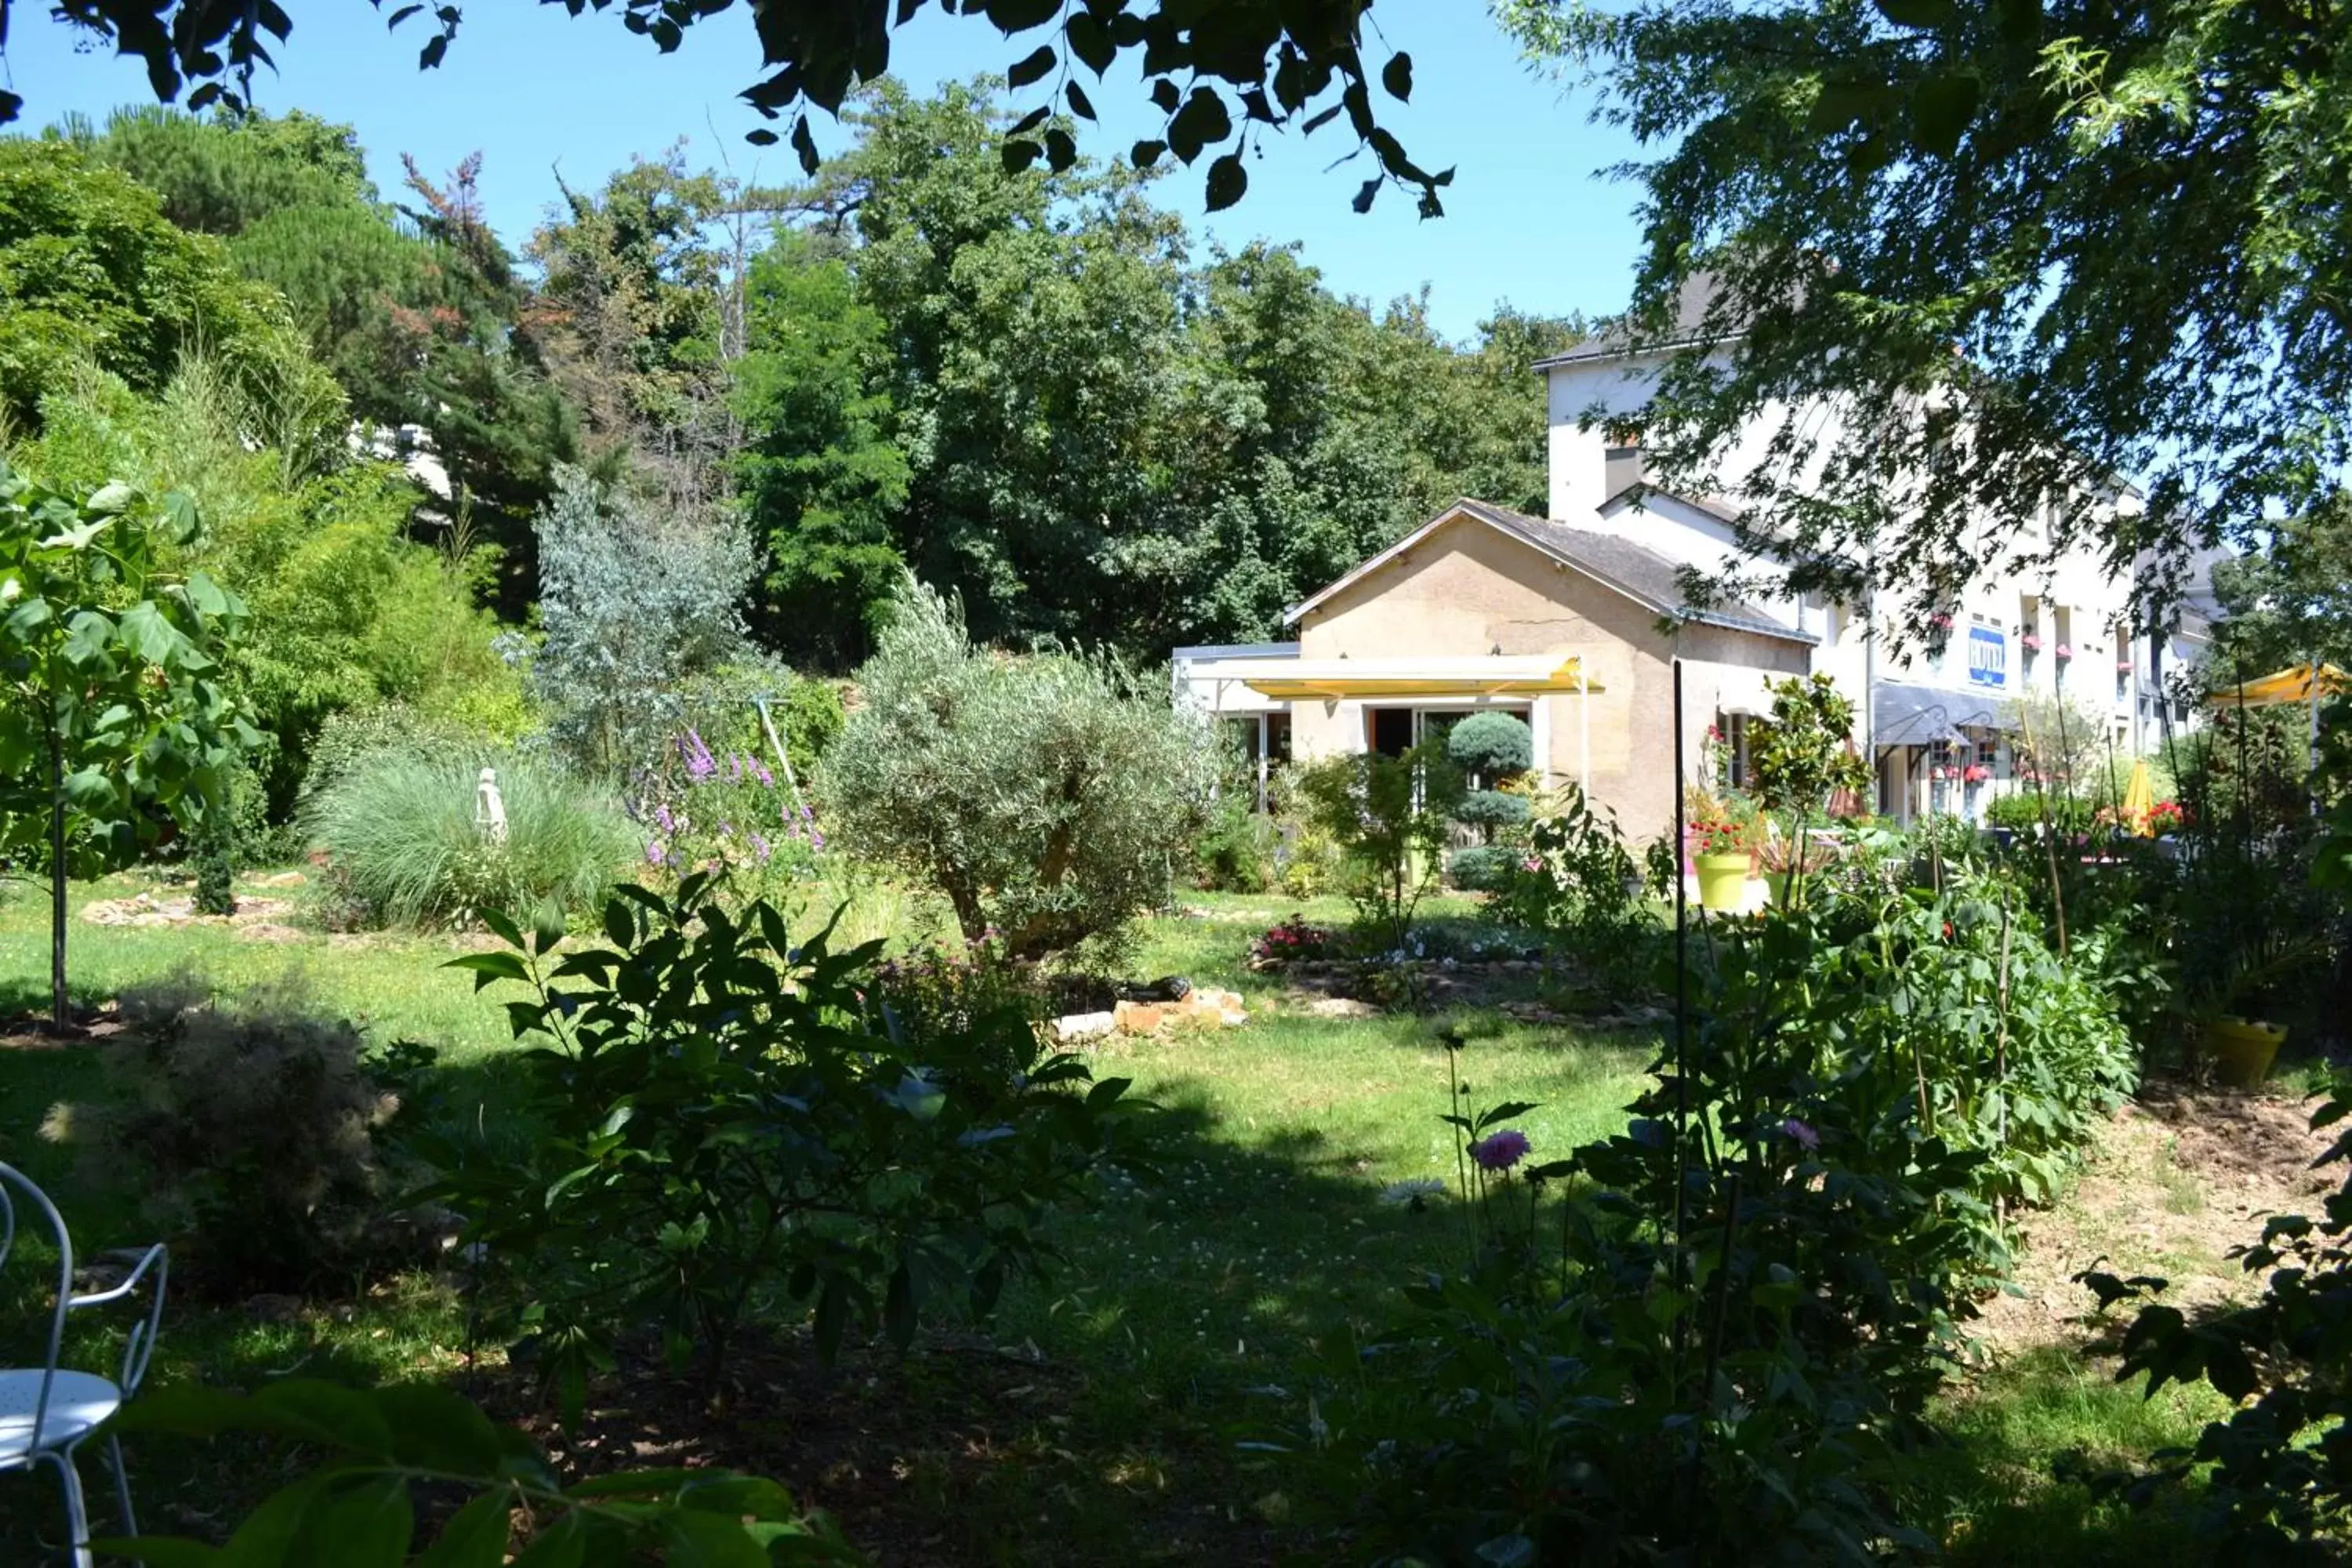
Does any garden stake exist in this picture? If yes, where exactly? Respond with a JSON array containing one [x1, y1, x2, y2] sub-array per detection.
[[751, 692, 811, 819], [1671, 656, 1692, 1385]]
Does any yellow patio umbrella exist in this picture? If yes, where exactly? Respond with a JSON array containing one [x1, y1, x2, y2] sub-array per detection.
[[2120, 757, 2155, 836], [2204, 662, 2350, 708]]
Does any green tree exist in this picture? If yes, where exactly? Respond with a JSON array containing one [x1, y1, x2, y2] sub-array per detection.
[[733, 230, 909, 669], [820, 577, 1214, 960], [2210, 492, 2352, 678], [1500, 0, 2343, 617], [0, 137, 339, 448], [0, 462, 256, 1029]]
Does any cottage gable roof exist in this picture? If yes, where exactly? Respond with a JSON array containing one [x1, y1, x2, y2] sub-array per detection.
[[1281, 498, 1816, 646]]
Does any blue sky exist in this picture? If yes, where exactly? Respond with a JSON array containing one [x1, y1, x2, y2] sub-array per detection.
[[8, 4, 1653, 340]]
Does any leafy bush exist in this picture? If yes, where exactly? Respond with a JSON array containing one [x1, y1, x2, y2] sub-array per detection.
[[52, 975, 405, 1294], [304, 747, 637, 929], [422, 880, 1143, 1410], [103, 1379, 863, 1566], [1491, 784, 1653, 989], [1192, 789, 1276, 891], [1294, 740, 1464, 952], [1287, 860, 2135, 1561], [1446, 843, 1520, 892], [822, 579, 1215, 961], [532, 464, 757, 777], [1451, 789, 1530, 835], [1984, 789, 2096, 834]]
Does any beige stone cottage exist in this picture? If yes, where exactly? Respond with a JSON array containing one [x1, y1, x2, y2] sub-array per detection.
[[1174, 498, 1815, 840]]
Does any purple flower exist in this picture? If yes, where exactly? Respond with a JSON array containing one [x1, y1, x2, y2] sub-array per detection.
[[655, 804, 676, 834], [811, 830, 826, 850], [1781, 1118, 1820, 1152], [679, 729, 717, 781], [750, 831, 771, 862], [755, 761, 774, 787], [1470, 1130, 1530, 1172], [800, 804, 815, 821], [646, 840, 667, 866]]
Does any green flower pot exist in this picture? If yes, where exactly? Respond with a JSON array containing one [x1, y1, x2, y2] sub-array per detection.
[[2200, 1016, 2285, 1088], [1695, 851, 1751, 913]]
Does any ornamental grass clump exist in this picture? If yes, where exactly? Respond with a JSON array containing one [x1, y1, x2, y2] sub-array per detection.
[[304, 747, 638, 929]]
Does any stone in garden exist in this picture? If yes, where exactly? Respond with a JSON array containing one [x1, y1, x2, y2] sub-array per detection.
[[1054, 1011, 1116, 1042], [1307, 996, 1379, 1020], [258, 870, 306, 887], [1112, 1000, 1166, 1034]]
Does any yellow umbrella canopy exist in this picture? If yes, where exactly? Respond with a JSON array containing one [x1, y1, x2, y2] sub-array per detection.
[[2121, 757, 2155, 836], [2205, 663, 2351, 708]]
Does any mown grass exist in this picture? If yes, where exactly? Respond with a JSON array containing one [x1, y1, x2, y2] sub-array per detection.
[[0, 872, 2245, 1563]]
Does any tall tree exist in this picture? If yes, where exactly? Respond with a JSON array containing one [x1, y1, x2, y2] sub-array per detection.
[[1500, 0, 2352, 622]]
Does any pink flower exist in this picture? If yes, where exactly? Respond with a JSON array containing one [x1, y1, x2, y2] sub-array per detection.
[[1471, 1129, 1531, 1171], [1521, 855, 1544, 873]]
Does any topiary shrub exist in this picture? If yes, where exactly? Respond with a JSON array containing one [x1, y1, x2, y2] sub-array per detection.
[[303, 748, 639, 929], [1446, 710, 1535, 779], [1447, 844, 1521, 893], [821, 579, 1216, 961], [1454, 790, 1531, 835]]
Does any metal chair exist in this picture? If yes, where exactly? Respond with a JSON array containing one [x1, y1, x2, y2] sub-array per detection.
[[0, 1163, 167, 1568]]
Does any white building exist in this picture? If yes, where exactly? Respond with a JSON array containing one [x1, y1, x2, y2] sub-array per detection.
[[1175, 278, 2220, 834]]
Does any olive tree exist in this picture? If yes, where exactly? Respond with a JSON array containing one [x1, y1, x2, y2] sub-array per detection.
[[821, 579, 1214, 961], [0, 463, 255, 1029]]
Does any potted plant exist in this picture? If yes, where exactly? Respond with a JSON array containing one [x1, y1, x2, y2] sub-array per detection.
[[1744, 673, 1872, 912], [2175, 839, 2332, 1087], [1755, 832, 1835, 906], [1690, 814, 1754, 912], [2055, 642, 2074, 662]]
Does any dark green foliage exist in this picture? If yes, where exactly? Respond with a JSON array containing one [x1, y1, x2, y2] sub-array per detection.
[[420, 880, 1142, 1411], [1446, 710, 1535, 779], [1295, 741, 1465, 952], [1748, 673, 1871, 826], [1294, 859, 2135, 1561], [1984, 790, 2096, 835], [68, 976, 404, 1295], [1452, 790, 1530, 835], [1445, 843, 1519, 893], [1493, 783, 1654, 992], [735, 232, 912, 670], [0, 138, 337, 441], [191, 800, 235, 915], [1193, 791, 1278, 892], [14, 0, 1449, 219], [100, 1379, 864, 1565]]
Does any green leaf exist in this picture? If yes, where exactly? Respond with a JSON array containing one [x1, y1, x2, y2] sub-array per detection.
[[61, 768, 118, 814], [413, 1490, 514, 1568], [659, 1508, 773, 1568], [376, 1384, 506, 1475], [303, 1472, 413, 1568], [1381, 52, 1413, 103], [162, 490, 202, 544], [509, 1509, 586, 1568], [1168, 86, 1233, 162], [1875, 0, 1953, 25], [447, 951, 533, 989], [1911, 72, 1980, 158], [85, 480, 138, 515], [1205, 152, 1247, 212], [1007, 42, 1055, 88], [481, 907, 527, 950]]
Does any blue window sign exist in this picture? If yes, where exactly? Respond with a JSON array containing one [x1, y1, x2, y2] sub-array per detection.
[[1967, 626, 2007, 688]]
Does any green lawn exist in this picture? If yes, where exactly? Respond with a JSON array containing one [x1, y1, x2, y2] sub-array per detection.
[[0, 873, 2240, 1563], [0, 873, 1652, 1562]]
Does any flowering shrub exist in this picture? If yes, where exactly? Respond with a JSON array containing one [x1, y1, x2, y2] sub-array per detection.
[[2020, 631, 2044, 652], [2055, 641, 2074, 660], [635, 728, 822, 906], [1687, 815, 1749, 856], [2146, 799, 2190, 834], [1250, 915, 1342, 965]]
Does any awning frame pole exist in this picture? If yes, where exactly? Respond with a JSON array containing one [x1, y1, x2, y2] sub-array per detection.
[[1580, 665, 1592, 796]]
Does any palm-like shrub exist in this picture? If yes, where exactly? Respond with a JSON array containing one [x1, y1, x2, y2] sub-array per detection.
[[304, 748, 639, 928]]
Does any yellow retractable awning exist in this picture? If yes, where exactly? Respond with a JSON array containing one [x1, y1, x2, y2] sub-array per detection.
[[1240, 655, 1602, 702], [2206, 663, 2351, 708]]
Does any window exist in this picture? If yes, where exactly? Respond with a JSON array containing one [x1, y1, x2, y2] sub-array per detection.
[[1725, 713, 1751, 789], [1367, 706, 1414, 757]]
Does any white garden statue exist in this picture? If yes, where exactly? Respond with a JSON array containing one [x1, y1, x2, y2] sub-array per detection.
[[474, 766, 508, 844]]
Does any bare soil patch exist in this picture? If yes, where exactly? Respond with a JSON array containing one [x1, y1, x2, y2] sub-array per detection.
[[1978, 1077, 2335, 1356]]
